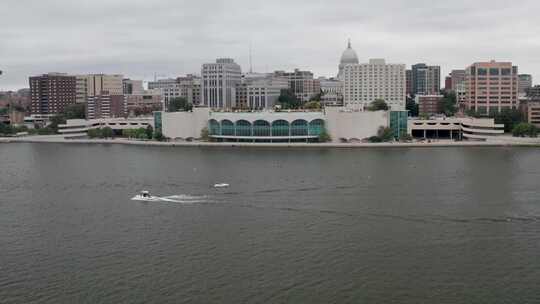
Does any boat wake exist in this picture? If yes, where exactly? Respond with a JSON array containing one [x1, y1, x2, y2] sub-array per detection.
[[131, 194, 210, 204]]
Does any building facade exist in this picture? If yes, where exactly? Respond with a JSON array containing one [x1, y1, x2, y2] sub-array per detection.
[[201, 58, 242, 109], [76, 74, 124, 104], [463, 61, 519, 115], [274, 69, 320, 103], [122, 79, 144, 95], [338, 40, 359, 80], [450, 70, 466, 93], [236, 73, 289, 110], [411, 63, 441, 95], [518, 74, 533, 97], [86, 93, 126, 119], [319, 77, 343, 106], [520, 100, 540, 128], [29, 73, 77, 115], [125, 89, 163, 116], [416, 95, 443, 116], [342, 59, 406, 111], [406, 70, 413, 96]]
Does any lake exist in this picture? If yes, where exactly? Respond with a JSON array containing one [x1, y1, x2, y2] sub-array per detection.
[[1, 143, 539, 303]]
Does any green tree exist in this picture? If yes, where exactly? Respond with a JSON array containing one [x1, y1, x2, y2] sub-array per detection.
[[278, 89, 302, 109], [168, 97, 188, 112], [0, 122, 13, 135], [135, 127, 147, 139], [63, 103, 86, 119], [491, 109, 523, 133], [200, 127, 210, 141], [368, 99, 389, 111], [406, 97, 418, 117], [153, 130, 165, 141], [512, 123, 538, 138], [440, 91, 457, 116], [318, 126, 331, 142], [377, 126, 394, 142], [87, 128, 101, 138], [303, 101, 321, 110], [399, 130, 413, 142], [145, 125, 153, 139], [101, 127, 114, 138]]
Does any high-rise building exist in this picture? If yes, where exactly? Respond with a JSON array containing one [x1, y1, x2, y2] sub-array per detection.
[[518, 74, 533, 97], [450, 70, 466, 93], [464, 61, 518, 115], [76, 74, 124, 104], [235, 73, 289, 110], [406, 70, 413, 96], [125, 89, 163, 115], [122, 79, 144, 95], [29, 73, 76, 115], [342, 59, 406, 111], [148, 78, 177, 90], [411, 63, 441, 95], [86, 93, 126, 119], [416, 95, 443, 116], [201, 58, 242, 109], [444, 76, 452, 91], [273, 69, 320, 103], [526, 85, 540, 98]]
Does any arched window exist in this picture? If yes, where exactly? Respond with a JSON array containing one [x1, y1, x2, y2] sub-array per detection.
[[308, 119, 325, 136], [235, 120, 252, 137], [209, 119, 220, 136], [272, 120, 289, 137], [253, 120, 271, 137], [291, 119, 308, 136], [221, 120, 234, 136]]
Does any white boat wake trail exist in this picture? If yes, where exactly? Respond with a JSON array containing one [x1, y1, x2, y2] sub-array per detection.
[[132, 194, 211, 204]]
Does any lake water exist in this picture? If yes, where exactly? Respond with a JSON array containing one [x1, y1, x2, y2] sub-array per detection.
[[1, 143, 540, 303]]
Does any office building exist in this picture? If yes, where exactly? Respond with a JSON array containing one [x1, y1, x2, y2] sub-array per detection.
[[148, 78, 177, 90], [76, 74, 123, 104], [274, 69, 320, 103], [416, 95, 443, 116], [236, 73, 289, 110], [406, 70, 413, 96], [201, 58, 242, 109], [123, 79, 144, 95], [29, 73, 76, 115], [319, 77, 343, 106], [86, 93, 126, 119], [125, 89, 163, 116], [411, 63, 441, 95], [342, 59, 406, 111], [518, 74, 533, 97], [464, 61, 519, 115], [450, 70, 466, 93], [445, 76, 452, 91]]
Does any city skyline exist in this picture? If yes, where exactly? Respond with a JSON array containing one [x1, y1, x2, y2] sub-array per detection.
[[2, 0, 540, 90]]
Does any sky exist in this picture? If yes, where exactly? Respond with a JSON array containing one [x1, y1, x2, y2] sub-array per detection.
[[1, 0, 540, 90]]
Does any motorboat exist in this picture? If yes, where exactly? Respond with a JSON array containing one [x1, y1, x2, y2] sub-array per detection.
[[132, 190, 161, 202], [214, 183, 230, 188]]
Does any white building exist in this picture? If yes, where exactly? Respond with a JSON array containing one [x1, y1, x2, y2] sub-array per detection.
[[201, 58, 242, 109], [319, 77, 343, 106], [338, 40, 359, 80], [343, 59, 406, 111], [122, 79, 144, 95]]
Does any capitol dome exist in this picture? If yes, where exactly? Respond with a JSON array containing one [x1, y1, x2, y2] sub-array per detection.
[[340, 40, 359, 65]]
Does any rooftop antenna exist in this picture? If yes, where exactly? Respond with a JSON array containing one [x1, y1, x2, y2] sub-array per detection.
[[249, 42, 253, 74]]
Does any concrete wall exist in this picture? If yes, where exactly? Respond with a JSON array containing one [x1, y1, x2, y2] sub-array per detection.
[[325, 107, 388, 141], [162, 107, 210, 139]]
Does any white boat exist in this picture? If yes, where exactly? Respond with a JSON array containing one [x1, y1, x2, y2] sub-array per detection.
[[214, 183, 230, 188], [131, 190, 161, 202]]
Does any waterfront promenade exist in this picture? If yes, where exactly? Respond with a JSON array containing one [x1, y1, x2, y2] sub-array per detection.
[[2, 134, 540, 148]]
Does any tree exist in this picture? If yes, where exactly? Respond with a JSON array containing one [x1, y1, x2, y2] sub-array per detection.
[[48, 115, 66, 133], [87, 128, 101, 138], [135, 127, 148, 139], [406, 97, 418, 117], [377, 126, 394, 142], [440, 91, 457, 116], [368, 99, 389, 111], [200, 127, 210, 141], [491, 109, 523, 133], [168, 97, 188, 112], [278, 89, 302, 109], [154, 130, 165, 141], [303, 101, 321, 110], [0, 122, 13, 135], [63, 103, 86, 119], [145, 125, 153, 139], [512, 123, 538, 138], [101, 127, 113, 138], [318, 126, 331, 142], [399, 130, 413, 142]]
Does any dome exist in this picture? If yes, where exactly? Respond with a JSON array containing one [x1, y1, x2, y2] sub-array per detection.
[[340, 40, 359, 65]]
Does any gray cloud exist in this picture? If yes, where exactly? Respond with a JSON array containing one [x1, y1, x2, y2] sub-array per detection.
[[1, 0, 540, 90]]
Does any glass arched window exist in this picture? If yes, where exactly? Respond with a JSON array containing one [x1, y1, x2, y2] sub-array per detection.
[[308, 119, 325, 136], [291, 119, 308, 136], [253, 120, 271, 137], [272, 120, 289, 137], [209, 119, 220, 136], [235, 120, 252, 136], [221, 120, 234, 136]]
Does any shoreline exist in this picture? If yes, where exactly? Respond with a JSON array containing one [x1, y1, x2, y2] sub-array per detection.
[[2, 135, 540, 148]]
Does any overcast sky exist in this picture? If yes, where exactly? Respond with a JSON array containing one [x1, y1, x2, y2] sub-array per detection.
[[1, 0, 540, 90]]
